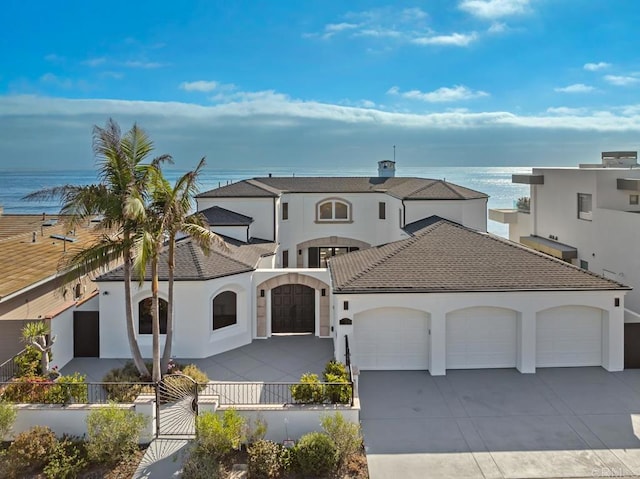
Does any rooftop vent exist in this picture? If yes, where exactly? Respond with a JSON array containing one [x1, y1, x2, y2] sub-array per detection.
[[49, 234, 77, 243]]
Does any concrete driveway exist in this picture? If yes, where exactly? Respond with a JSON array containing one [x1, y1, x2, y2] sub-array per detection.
[[359, 368, 640, 479]]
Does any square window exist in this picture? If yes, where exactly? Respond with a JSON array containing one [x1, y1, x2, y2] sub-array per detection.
[[631, 195, 639, 205], [580, 260, 589, 270]]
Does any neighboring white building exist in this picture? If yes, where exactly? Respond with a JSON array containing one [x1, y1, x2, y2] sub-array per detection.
[[95, 161, 629, 375], [489, 151, 640, 367]]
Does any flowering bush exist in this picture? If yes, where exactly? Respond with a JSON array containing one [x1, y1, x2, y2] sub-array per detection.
[[1, 373, 87, 404]]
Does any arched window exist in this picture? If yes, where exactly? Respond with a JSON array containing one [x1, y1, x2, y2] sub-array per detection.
[[213, 291, 237, 330], [316, 198, 352, 222], [139, 298, 168, 334]]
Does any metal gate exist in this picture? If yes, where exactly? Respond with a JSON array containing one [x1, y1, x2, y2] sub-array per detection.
[[155, 373, 198, 437]]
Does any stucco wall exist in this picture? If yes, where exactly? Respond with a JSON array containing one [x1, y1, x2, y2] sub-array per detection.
[[334, 289, 625, 376], [197, 197, 274, 241], [98, 273, 254, 359]]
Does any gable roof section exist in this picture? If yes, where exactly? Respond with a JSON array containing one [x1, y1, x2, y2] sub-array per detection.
[[98, 238, 276, 282], [200, 206, 253, 226], [330, 217, 628, 294], [197, 177, 487, 200]]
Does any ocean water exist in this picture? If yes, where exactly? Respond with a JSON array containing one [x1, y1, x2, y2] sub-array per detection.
[[0, 166, 532, 238]]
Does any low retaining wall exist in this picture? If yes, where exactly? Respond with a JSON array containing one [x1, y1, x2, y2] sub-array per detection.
[[5, 399, 156, 443], [218, 398, 360, 442]]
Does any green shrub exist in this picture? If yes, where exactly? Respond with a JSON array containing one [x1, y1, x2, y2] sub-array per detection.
[[102, 362, 153, 402], [323, 361, 352, 404], [14, 345, 42, 377], [86, 403, 147, 464], [5, 425, 58, 475], [195, 409, 246, 460], [247, 439, 284, 479], [1, 373, 87, 404], [294, 431, 337, 477], [324, 373, 352, 404], [321, 412, 363, 469], [246, 415, 268, 445], [0, 402, 16, 440], [323, 360, 348, 379], [290, 373, 324, 404], [43, 438, 87, 479], [182, 364, 209, 390], [181, 447, 224, 479]]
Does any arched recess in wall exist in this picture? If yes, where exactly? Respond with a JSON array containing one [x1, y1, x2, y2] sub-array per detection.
[[255, 273, 330, 338]]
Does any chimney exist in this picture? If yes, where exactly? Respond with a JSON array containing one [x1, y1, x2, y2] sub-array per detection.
[[378, 160, 396, 178]]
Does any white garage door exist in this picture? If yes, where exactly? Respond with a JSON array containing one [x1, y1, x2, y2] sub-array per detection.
[[536, 306, 602, 367], [446, 307, 517, 369], [353, 308, 429, 370]]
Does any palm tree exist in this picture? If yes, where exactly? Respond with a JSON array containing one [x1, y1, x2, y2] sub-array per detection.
[[24, 119, 170, 378], [134, 159, 227, 381]]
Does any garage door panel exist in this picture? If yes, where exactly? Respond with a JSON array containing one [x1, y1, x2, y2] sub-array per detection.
[[446, 307, 517, 369], [536, 306, 602, 367], [353, 308, 429, 370]]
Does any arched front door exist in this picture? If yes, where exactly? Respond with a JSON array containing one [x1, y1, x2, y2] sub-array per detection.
[[271, 284, 315, 333]]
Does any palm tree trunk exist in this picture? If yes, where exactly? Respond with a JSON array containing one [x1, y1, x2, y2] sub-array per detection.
[[161, 237, 175, 372], [124, 243, 149, 378], [151, 257, 162, 382]]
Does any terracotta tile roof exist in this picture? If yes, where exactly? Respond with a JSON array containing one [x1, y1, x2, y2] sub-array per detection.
[[197, 177, 487, 200], [0, 215, 106, 300], [329, 217, 629, 293], [97, 238, 276, 282], [200, 206, 253, 226]]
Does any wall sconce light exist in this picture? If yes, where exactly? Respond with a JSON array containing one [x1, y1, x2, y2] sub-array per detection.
[[260, 289, 265, 298], [102, 291, 109, 296]]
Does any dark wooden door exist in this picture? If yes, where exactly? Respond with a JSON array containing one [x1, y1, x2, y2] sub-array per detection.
[[271, 285, 315, 333], [625, 323, 640, 368], [74, 311, 100, 357]]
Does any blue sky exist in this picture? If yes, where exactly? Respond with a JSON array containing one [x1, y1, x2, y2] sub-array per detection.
[[1, 0, 639, 170]]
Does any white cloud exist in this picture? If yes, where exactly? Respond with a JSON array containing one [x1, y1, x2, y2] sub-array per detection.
[[83, 57, 107, 67], [412, 32, 478, 46], [584, 62, 610, 71], [459, 0, 531, 19], [44, 53, 64, 63], [604, 75, 640, 86], [4, 94, 640, 173], [546, 107, 588, 115], [487, 22, 508, 34], [124, 60, 167, 69], [389, 85, 489, 102], [100, 71, 124, 80], [305, 7, 475, 48], [39, 73, 73, 89], [554, 83, 595, 93], [180, 81, 220, 92]]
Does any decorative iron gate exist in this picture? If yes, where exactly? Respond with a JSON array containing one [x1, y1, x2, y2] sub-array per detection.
[[155, 373, 198, 437]]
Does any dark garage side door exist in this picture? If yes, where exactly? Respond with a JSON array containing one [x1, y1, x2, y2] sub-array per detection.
[[625, 323, 640, 368], [74, 311, 99, 357]]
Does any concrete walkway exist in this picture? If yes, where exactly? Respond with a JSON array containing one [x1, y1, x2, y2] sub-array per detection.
[[132, 438, 191, 479], [62, 335, 334, 382], [360, 368, 640, 479]]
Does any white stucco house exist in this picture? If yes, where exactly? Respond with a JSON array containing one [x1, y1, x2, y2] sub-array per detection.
[[489, 151, 640, 368], [95, 161, 629, 375]]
